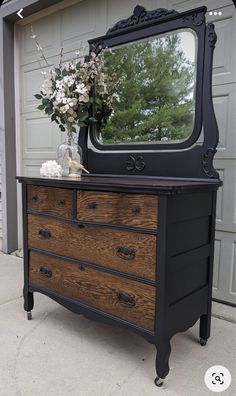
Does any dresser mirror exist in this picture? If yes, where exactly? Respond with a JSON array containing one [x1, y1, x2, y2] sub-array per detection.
[[95, 29, 197, 146], [80, 5, 219, 178]]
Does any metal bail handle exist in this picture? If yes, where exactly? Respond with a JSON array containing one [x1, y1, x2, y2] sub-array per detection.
[[39, 266, 52, 278], [116, 246, 136, 260], [38, 228, 51, 239], [117, 292, 136, 307]]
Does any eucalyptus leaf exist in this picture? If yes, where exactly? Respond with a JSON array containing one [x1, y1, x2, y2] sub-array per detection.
[[34, 94, 42, 100], [59, 125, 66, 132], [42, 98, 50, 106]]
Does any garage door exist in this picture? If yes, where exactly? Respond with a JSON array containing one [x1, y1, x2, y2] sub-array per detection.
[[16, 0, 236, 304]]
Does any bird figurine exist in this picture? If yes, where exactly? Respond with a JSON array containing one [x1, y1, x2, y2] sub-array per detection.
[[67, 157, 90, 177]]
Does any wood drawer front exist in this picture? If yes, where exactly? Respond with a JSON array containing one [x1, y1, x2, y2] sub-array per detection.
[[27, 186, 73, 218], [77, 191, 158, 229], [29, 251, 155, 330], [28, 214, 156, 280]]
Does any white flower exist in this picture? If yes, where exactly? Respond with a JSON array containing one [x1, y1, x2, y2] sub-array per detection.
[[56, 80, 64, 89], [40, 160, 63, 178], [41, 78, 53, 96], [75, 83, 87, 94], [68, 116, 74, 123], [63, 75, 75, 87], [64, 62, 76, 71], [79, 93, 89, 103]]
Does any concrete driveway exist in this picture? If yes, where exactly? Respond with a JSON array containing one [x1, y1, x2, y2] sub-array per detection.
[[0, 252, 235, 396]]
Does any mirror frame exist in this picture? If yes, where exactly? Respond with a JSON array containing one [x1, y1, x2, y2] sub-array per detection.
[[79, 5, 220, 180]]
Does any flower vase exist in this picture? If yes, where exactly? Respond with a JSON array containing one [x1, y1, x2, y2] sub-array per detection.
[[57, 130, 83, 177]]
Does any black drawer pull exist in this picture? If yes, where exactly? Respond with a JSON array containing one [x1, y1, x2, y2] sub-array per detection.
[[87, 202, 97, 209], [38, 228, 51, 239], [132, 206, 141, 214], [116, 246, 136, 260], [117, 292, 135, 307], [32, 195, 38, 202], [39, 266, 52, 278], [57, 199, 66, 206]]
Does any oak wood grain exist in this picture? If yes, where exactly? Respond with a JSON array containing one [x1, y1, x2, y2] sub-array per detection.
[[77, 191, 158, 229], [27, 185, 73, 218], [28, 214, 156, 280], [29, 251, 156, 330]]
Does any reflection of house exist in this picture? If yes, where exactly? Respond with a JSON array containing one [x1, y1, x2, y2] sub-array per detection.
[[0, 0, 235, 305]]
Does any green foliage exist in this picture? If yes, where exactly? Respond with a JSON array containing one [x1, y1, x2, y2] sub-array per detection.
[[98, 34, 195, 144]]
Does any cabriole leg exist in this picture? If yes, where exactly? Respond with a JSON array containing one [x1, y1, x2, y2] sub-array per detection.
[[199, 313, 210, 345], [23, 287, 34, 320], [155, 339, 171, 386]]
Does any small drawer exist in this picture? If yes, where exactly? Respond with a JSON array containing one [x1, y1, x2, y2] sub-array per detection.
[[28, 214, 156, 281], [27, 186, 73, 218], [29, 251, 155, 330], [77, 191, 158, 229]]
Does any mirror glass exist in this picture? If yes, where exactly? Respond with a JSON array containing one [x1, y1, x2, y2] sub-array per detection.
[[95, 29, 197, 146]]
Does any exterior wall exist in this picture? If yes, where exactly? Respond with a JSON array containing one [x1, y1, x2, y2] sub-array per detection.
[[0, 153, 2, 250], [1, 0, 235, 304]]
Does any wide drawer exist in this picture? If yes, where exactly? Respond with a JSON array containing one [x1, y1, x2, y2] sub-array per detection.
[[28, 214, 156, 280], [29, 251, 155, 330], [27, 186, 73, 218], [77, 191, 158, 229]]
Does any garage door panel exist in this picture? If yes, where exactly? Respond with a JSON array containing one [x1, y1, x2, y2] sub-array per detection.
[[209, 7, 236, 86], [21, 56, 60, 114], [213, 83, 236, 159], [168, 0, 231, 10], [20, 13, 61, 67], [22, 114, 62, 160], [213, 231, 236, 305], [215, 160, 236, 233]]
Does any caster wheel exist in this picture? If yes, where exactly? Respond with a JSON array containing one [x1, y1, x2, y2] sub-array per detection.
[[27, 311, 32, 320], [199, 338, 207, 346], [154, 377, 164, 387]]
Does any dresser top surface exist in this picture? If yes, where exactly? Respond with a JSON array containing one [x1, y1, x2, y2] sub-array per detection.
[[17, 175, 221, 194]]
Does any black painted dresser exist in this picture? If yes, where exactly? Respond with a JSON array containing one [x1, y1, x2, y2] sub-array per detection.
[[17, 175, 220, 384]]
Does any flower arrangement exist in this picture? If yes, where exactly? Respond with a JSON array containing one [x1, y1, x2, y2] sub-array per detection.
[[31, 28, 117, 134]]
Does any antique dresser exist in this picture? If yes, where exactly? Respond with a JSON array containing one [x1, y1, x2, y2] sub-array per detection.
[[17, 5, 221, 386]]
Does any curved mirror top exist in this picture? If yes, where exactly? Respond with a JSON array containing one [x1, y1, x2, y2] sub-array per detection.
[[95, 28, 197, 146]]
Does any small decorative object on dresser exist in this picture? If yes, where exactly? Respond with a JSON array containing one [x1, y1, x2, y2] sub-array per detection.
[[18, 5, 222, 387]]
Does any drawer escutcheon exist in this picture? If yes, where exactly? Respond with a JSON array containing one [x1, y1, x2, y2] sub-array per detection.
[[38, 228, 51, 239], [116, 246, 136, 260], [39, 266, 52, 278], [117, 292, 136, 307]]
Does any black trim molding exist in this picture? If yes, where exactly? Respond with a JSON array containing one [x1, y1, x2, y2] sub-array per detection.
[[107, 5, 178, 34]]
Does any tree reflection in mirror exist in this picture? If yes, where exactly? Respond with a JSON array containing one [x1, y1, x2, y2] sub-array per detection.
[[95, 29, 197, 146]]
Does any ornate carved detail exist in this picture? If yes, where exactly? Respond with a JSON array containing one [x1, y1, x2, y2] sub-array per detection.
[[182, 11, 205, 26], [107, 6, 178, 34], [126, 155, 145, 172], [202, 148, 217, 178], [208, 23, 217, 48]]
